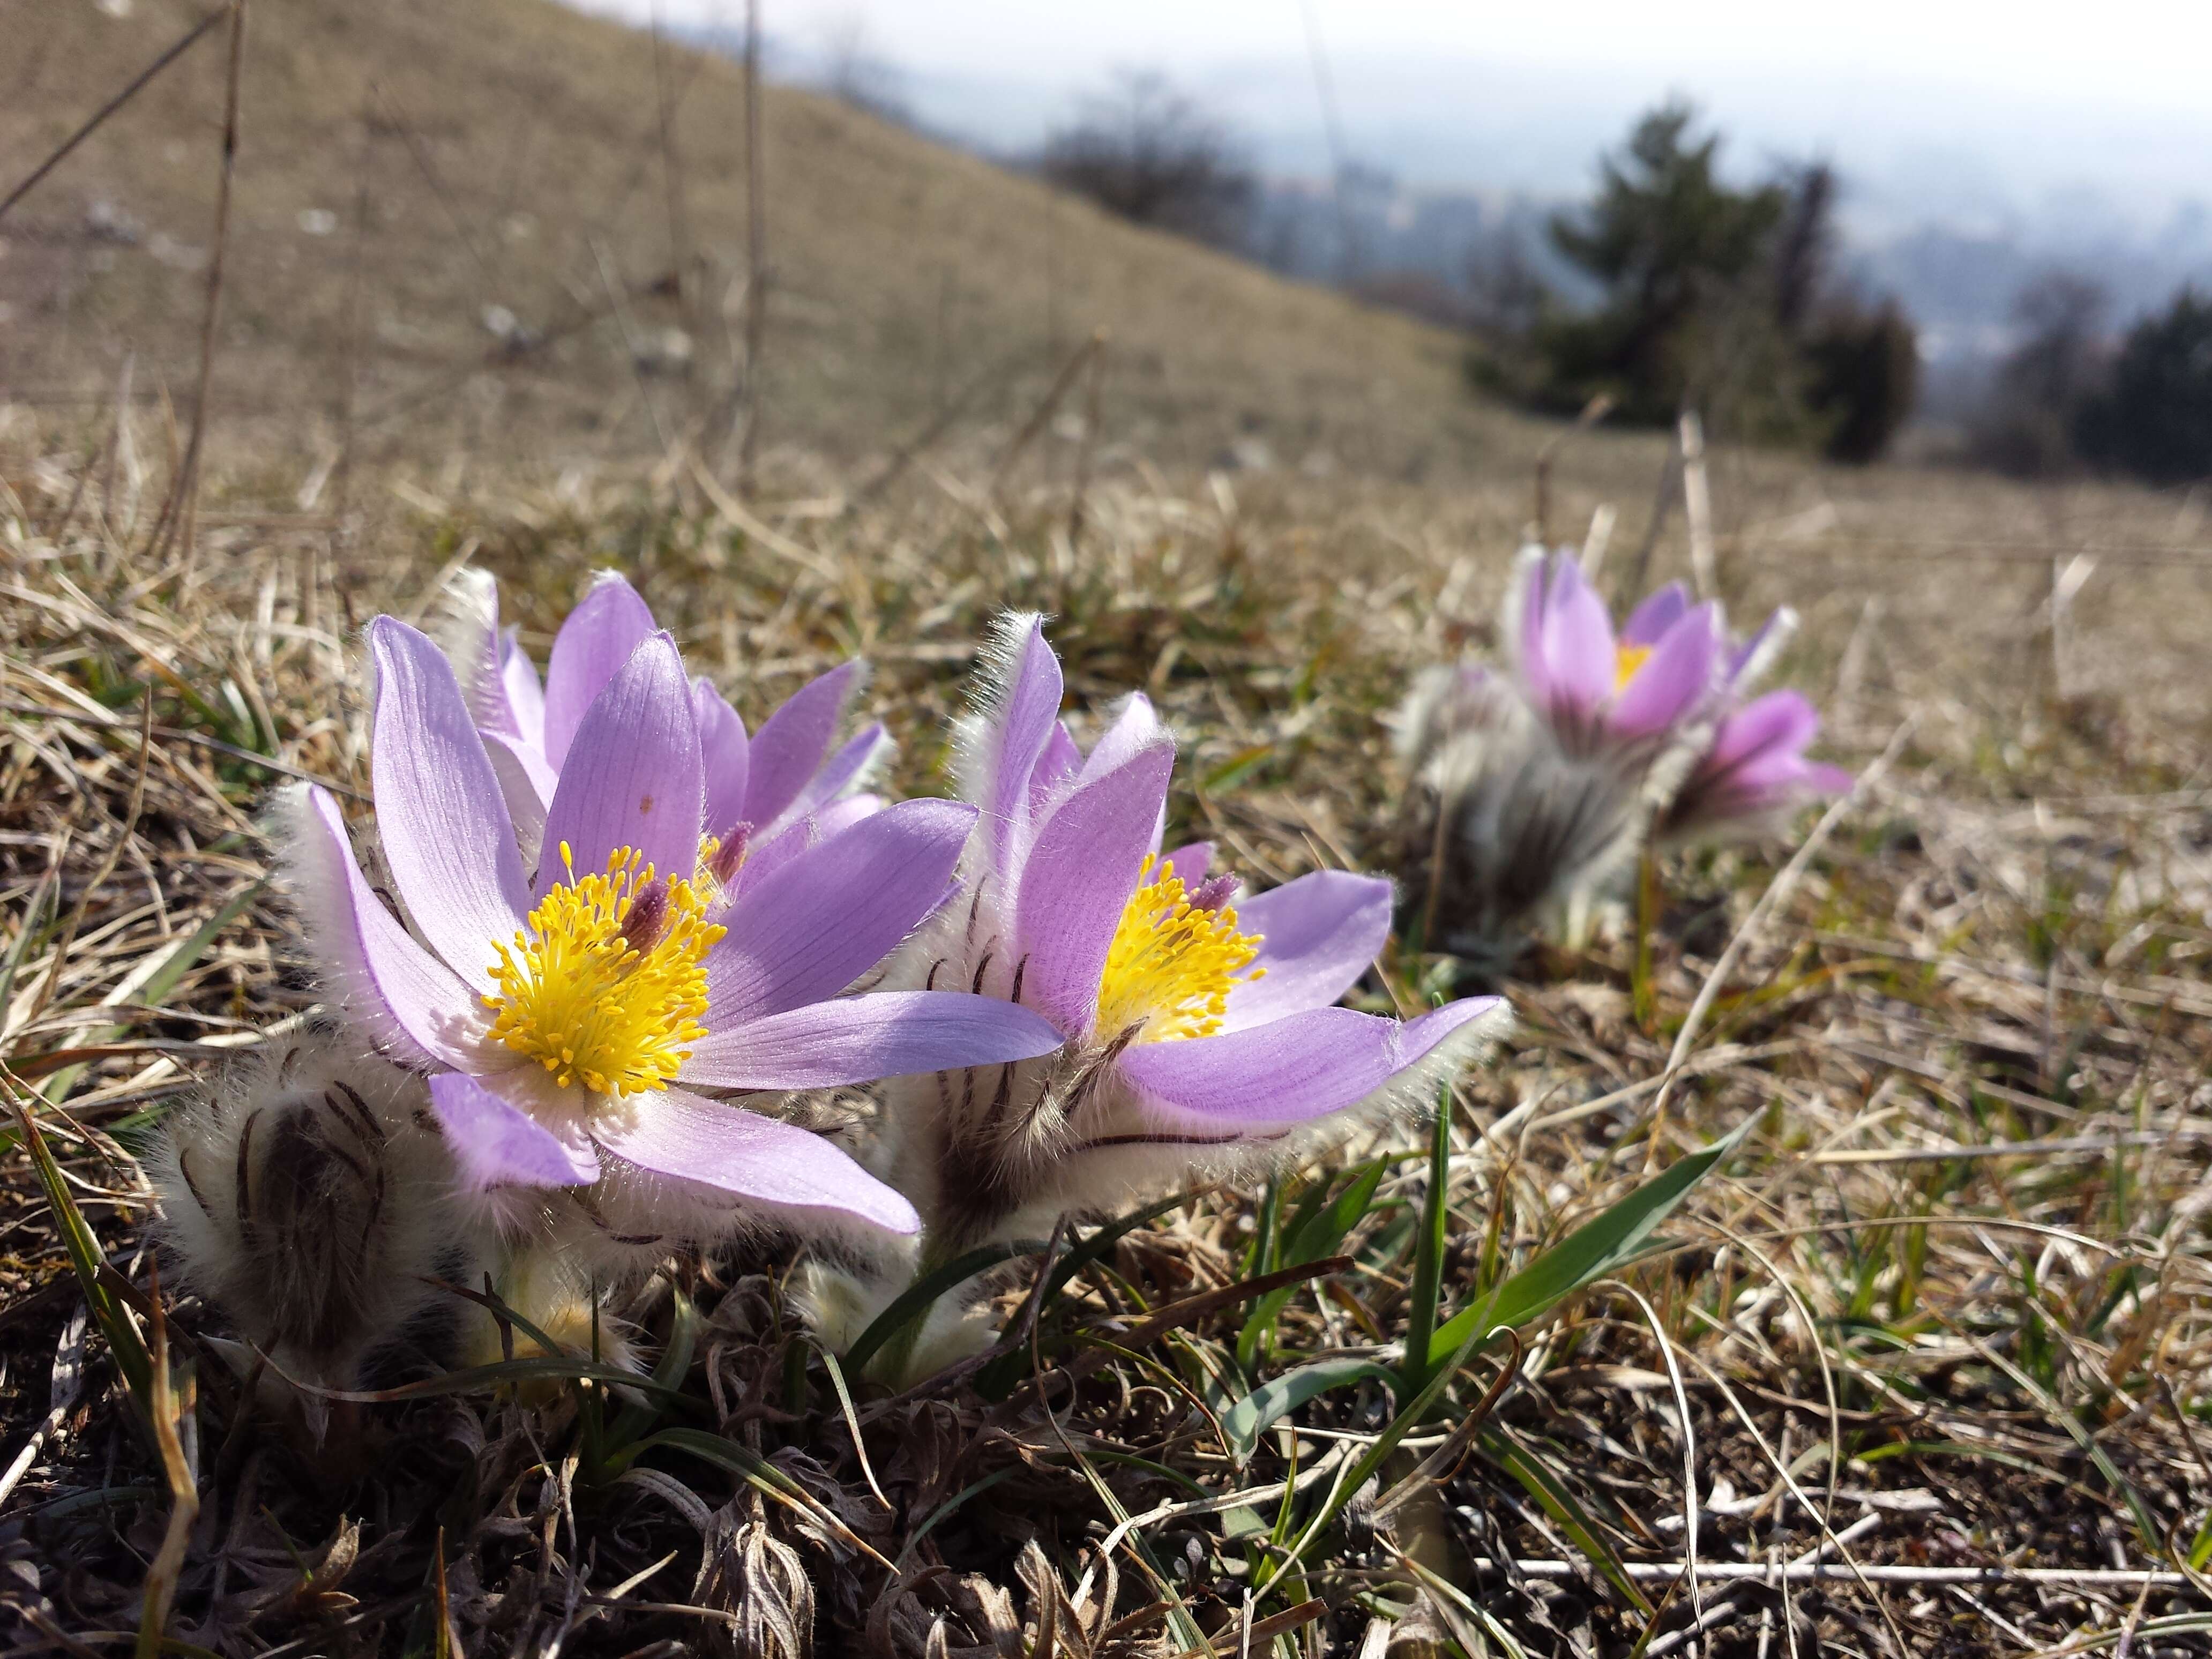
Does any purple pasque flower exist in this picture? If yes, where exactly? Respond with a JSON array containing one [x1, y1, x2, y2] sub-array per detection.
[[1662, 689, 1855, 837], [1508, 548, 1850, 835], [443, 570, 889, 880], [1509, 547, 1724, 756], [876, 613, 1509, 1249], [283, 615, 1064, 1241]]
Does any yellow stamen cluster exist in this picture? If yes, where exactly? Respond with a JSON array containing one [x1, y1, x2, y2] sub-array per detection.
[[1613, 641, 1653, 692], [484, 843, 724, 1095], [1093, 854, 1265, 1045]]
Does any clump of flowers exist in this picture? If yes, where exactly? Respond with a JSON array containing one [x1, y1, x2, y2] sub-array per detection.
[[1395, 544, 1851, 966], [811, 615, 1509, 1380], [161, 589, 1511, 1407], [288, 612, 1066, 1266]]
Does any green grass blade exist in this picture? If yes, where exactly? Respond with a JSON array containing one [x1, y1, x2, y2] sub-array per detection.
[[1425, 1116, 1753, 1369], [1259, 1319, 1498, 1591], [973, 1193, 1192, 1395], [841, 1238, 1049, 1378], [1219, 1357, 1397, 1464], [605, 1282, 699, 1449], [894, 1466, 1023, 1568], [1400, 1083, 1455, 1398], [1035, 1191, 1192, 1310], [1236, 1160, 1385, 1371], [6, 1093, 154, 1417], [0, 865, 59, 1036], [1483, 1425, 1654, 1615]]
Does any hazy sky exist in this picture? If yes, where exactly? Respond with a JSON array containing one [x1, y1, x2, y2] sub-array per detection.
[[580, 1, 2212, 223], [595, 0, 2212, 111]]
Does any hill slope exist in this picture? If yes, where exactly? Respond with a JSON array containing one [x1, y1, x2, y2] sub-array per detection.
[[3, 0, 1509, 479]]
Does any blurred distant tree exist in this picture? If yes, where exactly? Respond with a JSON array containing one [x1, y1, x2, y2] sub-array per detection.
[[1042, 72, 1256, 251], [1970, 273, 2111, 476], [2075, 288, 2212, 484], [1804, 300, 1920, 464], [1772, 161, 1839, 338], [1460, 233, 1556, 402], [1536, 102, 1788, 424]]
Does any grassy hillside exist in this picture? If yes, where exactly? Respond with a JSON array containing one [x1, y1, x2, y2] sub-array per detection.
[[4, 0, 1504, 479]]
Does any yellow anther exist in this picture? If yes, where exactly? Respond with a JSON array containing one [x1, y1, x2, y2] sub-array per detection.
[[1093, 854, 1265, 1045], [1613, 642, 1653, 693], [482, 841, 725, 1095]]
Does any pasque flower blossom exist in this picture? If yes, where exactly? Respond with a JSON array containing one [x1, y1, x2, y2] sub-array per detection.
[[1508, 547, 1724, 758], [442, 570, 889, 875], [1395, 545, 1851, 962], [283, 615, 1064, 1244], [870, 614, 1509, 1253]]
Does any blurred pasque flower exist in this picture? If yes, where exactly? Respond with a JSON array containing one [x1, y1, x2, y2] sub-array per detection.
[[283, 615, 1063, 1250], [872, 613, 1508, 1254], [1391, 663, 1649, 967], [1395, 546, 1851, 965], [1662, 688, 1855, 838], [1508, 547, 1723, 757], [443, 570, 888, 873]]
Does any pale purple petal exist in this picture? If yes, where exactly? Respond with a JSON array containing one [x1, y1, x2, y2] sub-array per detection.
[[287, 786, 496, 1072], [706, 798, 977, 1023], [536, 633, 704, 898], [1610, 602, 1721, 737], [684, 991, 1065, 1089], [592, 1087, 918, 1234], [1161, 840, 1215, 888], [767, 722, 887, 832], [1076, 693, 1168, 789], [730, 795, 883, 899], [693, 679, 752, 839], [1028, 723, 1082, 818], [542, 573, 656, 767], [980, 615, 1064, 864], [482, 731, 554, 861], [1117, 998, 1505, 1127], [1674, 691, 1851, 822], [1622, 582, 1693, 647], [1220, 870, 1392, 1033], [368, 618, 530, 988], [498, 631, 547, 751], [1727, 606, 1797, 690], [746, 661, 862, 830], [429, 1071, 599, 1189], [1536, 558, 1618, 718], [1708, 688, 1821, 771], [1014, 744, 1175, 1033]]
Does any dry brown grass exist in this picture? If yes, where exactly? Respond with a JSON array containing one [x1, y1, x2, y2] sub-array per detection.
[[1, 405, 2210, 1654]]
